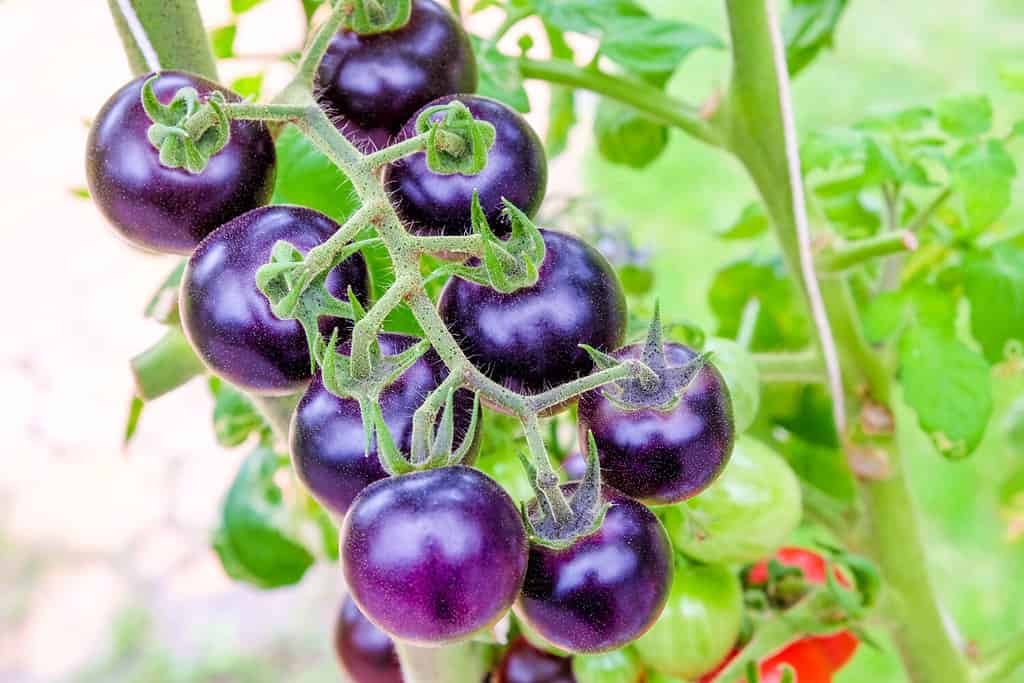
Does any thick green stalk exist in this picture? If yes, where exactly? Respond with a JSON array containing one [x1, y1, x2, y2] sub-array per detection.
[[106, 0, 218, 79], [130, 326, 205, 400], [719, 2, 971, 682], [394, 641, 491, 683]]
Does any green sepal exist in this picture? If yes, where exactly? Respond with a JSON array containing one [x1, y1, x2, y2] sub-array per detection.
[[346, 0, 412, 35], [416, 101, 497, 176], [448, 393, 481, 466], [428, 388, 458, 466], [140, 75, 233, 174], [579, 344, 620, 371], [456, 192, 546, 294], [371, 402, 414, 476]]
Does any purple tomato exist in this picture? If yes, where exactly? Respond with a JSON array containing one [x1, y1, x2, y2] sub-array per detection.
[[335, 594, 403, 683], [291, 333, 479, 517], [383, 95, 547, 236], [316, 0, 477, 150], [438, 229, 626, 407], [578, 343, 734, 505], [180, 205, 370, 395], [495, 637, 576, 683], [85, 71, 276, 254], [515, 485, 673, 653], [342, 466, 527, 645]]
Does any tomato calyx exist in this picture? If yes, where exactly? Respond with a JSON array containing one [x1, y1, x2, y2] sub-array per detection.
[[140, 74, 232, 174], [416, 100, 497, 176], [587, 305, 711, 411], [519, 433, 610, 549], [343, 0, 413, 35]]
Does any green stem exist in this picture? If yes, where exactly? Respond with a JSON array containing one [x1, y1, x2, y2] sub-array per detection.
[[106, 0, 218, 78], [522, 414, 574, 524], [350, 276, 418, 379], [905, 186, 953, 233], [817, 231, 918, 274], [978, 634, 1024, 683], [753, 350, 826, 384], [519, 58, 722, 147], [293, 2, 350, 89], [414, 234, 485, 257], [528, 362, 636, 413], [130, 326, 205, 400], [361, 132, 431, 169], [410, 367, 466, 464], [721, 2, 970, 682], [393, 640, 491, 683]]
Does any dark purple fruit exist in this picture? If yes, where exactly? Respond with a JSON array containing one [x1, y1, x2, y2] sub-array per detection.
[[291, 333, 479, 517], [495, 637, 575, 683], [384, 95, 547, 236], [578, 343, 734, 505], [180, 205, 370, 395], [438, 229, 626, 405], [515, 485, 673, 654], [335, 594, 403, 683], [315, 0, 477, 150], [342, 466, 527, 645], [86, 71, 276, 254]]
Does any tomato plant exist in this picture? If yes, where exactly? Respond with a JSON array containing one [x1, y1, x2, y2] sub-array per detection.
[[91, 0, 1024, 682]]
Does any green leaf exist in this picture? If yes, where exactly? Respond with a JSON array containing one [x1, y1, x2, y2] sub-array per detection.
[[709, 257, 811, 351], [962, 244, 1024, 364], [618, 264, 655, 296], [231, 0, 268, 13], [123, 395, 145, 445], [862, 291, 907, 343], [213, 447, 316, 588], [717, 202, 769, 240], [543, 23, 576, 158], [230, 73, 263, 100], [862, 137, 908, 185], [936, 94, 993, 138], [272, 125, 359, 221], [209, 24, 237, 59], [855, 106, 933, 133], [800, 127, 863, 173], [594, 99, 669, 169], [949, 139, 1017, 232], [900, 323, 993, 458], [302, 0, 326, 22], [472, 38, 530, 113], [783, 0, 850, 76], [532, 0, 646, 35], [209, 377, 268, 448], [599, 17, 724, 74]]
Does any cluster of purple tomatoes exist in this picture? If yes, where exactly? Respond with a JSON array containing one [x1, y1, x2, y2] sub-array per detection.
[[84, 1, 736, 679]]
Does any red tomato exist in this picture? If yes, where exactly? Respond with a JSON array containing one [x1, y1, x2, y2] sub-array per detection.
[[746, 548, 859, 674], [698, 639, 833, 683]]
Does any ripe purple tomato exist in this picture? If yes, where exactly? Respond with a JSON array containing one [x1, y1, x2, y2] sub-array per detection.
[[342, 466, 528, 645], [515, 485, 673, 654], [439, 230, 626, 406], [495, 637, 576, 683], [577, 343, 734, 506], [85, 71, 276, 254], [334, 594, 403, 683], [383, 95, 547, 236], [291, 333, 479, 517], [180, 205, 370, 395], [315, 0, 477, 150]]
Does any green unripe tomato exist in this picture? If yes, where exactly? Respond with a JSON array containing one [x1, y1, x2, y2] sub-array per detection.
[[594, 99, 669, 170], [703, 337, 760, 433], [572, 648, 643, 683], [634, 563, 743, 680], [666, 436, 802, 565]]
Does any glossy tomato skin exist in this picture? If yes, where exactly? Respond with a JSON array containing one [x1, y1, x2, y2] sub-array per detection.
[[86, 71, 276, 254], [495, 637, 576, 683], [342, 466, 527, 645], [634, 563, 744, 679], [180, 206, 370, 395], [316, 0, 477, 150], [748, 548, 859, 672], [578, 343, 734, 506], [335, 594, 403, 683], [384, 95, 547, 236], [439, 230, 626, 403], [665, 436, 801, 565], [291, 333, 479, 517], [515, 485, 673, 654]]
